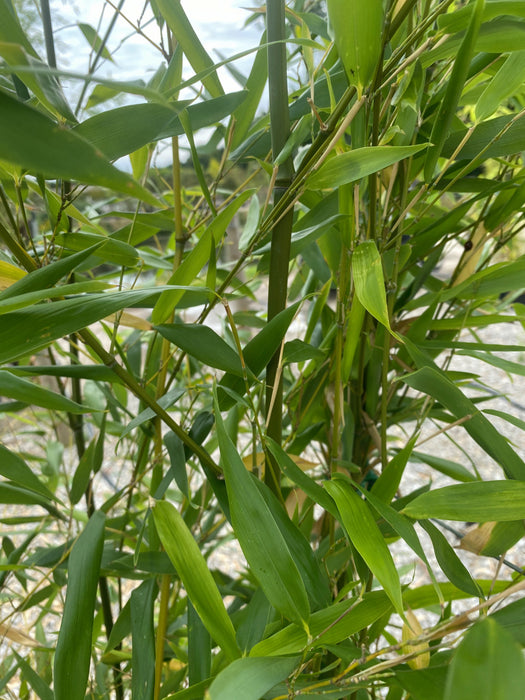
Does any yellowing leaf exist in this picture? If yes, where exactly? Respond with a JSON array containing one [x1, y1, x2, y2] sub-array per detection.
[[0, 260, 25, 290], [105, 311, 152, 331], [402, 609, 430, 670]]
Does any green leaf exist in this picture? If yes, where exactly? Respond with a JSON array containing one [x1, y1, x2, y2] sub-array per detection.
[[154, 0, 224, 98], [152, 191, 253, 323], [188, 599, 211, 685], [155, 323, 244, 376], [230, 34, 268, 150], [401, 366, 525, 480], [0, 91, 157, 205], [78, 23, 113, 61], [214, 391, 311, 628], [0, 444, 55, 501], [352, 240, 398, 337], [266, 438, 338, 517], [0, 287, 188, 365], [420, 520, 481, 597], [0, 244, 103, 302], [218, 301, 300, 409], [54, 511, 106, 700], [402, 481, 525, 521], [372, 438, 417, 503], [326, 0, 384, 95], [250, 591, 392, 657], [74, 92, 246, 161], [54, 232, 139, 267], [256, 477, 332, 611], [477, 50, 525, 120], [131, 579, 156, 700], [152, 501, 240, 661], [0, 42, 76, 122], [360, 487, 443, 603], [307, 145, 427, 190], [12, 651, 53, 700], [424, 0, 485, 181], [325, 476, 404, 616], [444, 617, 525, 700], [0, 370, 92, 414], [209, 656, 300, 700], [411, 451, 478, 483]]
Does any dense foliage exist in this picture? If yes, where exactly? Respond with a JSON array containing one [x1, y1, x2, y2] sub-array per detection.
[[1, 0, 525, 698]]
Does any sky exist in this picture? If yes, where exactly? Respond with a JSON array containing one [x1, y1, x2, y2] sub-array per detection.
[[48, 0, 261, 89]]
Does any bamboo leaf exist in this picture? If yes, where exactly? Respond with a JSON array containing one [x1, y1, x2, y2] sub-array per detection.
[[352, 240, 399, 338], [152, 191, 253, 323], [307, 145, 427, 190], [250, 591, 391, 657], [325, 476, 404, 616], [401, 366, 525, 480], [402, 481, 525, 521], [152, 501, 240, 661], [420, 521, 481, 597], [209, 656, 300, 700], [326, 0, 384, 95], [155, 323, 245, 376], [0, 287, 198, 365], [74, 92, 246, 161], [154, 0, 224, 98], [214, 390, 311, 628], [230, 34, 268, 150], [218, 302, 301, 409], [78, 23, 113, 61], [444, 618, 525, 700], [0, 42, 76, 122], [0, 244, 103, 302], [0, 370, 93, 414], [0, 444, 55, 501], [372, 437, 417, 503], [54, 511, 106, 700], [360, 487, 442, 601], [477, 50, 525, 120], [424, 0, 485, 181], [131, 579, 156, 700], [0, 91, 157, 205]]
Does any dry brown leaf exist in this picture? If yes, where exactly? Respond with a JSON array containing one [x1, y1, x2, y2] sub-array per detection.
[[459, 521, 496, 554], [0, 622, 39, 648]]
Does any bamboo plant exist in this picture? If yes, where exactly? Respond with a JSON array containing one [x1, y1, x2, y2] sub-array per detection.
[[0, 0, 525, 698]]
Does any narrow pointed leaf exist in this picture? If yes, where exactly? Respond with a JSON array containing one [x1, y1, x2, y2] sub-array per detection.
[[402, 481, 525, 521], [209, 656, 300, 700], [131, 579, 156, 700], [0, 445, 55, 500], [0, 91, 157, 205], [155, 323, 244, 376], [401, 366, 525, 480], [444, 618, 525, 700], [152, 191, 253, 322], [54, 511, 106, 700], [153, 501, 240, 661], [420, 520, 481, 597], [352, 240, 397, 336], [214, 391, 310, 628], [424, 0, 485, 181], [0, 370, 92, 414], [307, 145, 427, 190], [477, 50, 525, 120], [154, 0, 224, 98], [325, 476, 404, 616], [326, 0, 384, 94], [250, 591, 392, 657]]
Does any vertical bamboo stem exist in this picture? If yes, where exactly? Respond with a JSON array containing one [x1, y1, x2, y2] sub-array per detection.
[[265, 0, 294, 495]]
